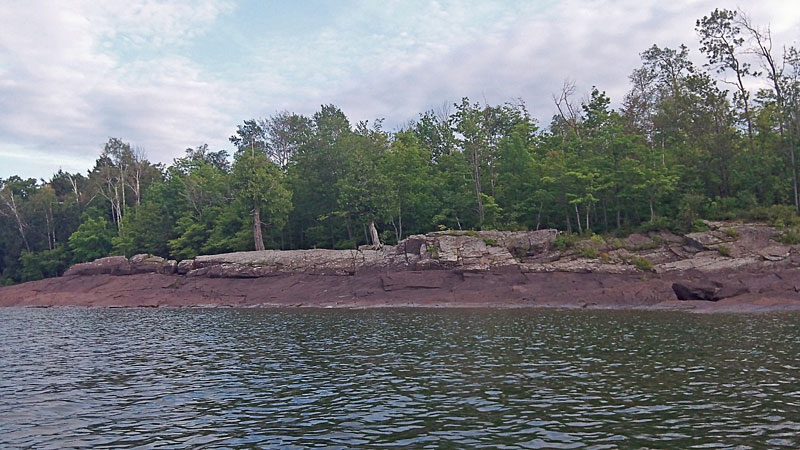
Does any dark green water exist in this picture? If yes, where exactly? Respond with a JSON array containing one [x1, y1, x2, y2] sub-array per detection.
[[1, 308, 798, 448]]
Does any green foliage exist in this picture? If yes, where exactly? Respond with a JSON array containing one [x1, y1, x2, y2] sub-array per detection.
[[483, 238, 499, 247], [777, 228, 800, 245], [68, 217, 115, 263], [18, 245, 71, 282], [555, 233, 579, 250], [578, 246, 599, 258], [723, 227, 739, 238], [202, 201, 253, 254], [637, 217, 675, 233], [445, 230, 479, 237], [746, 205, 800, 228], [691, 219, 711, 232], [631, 257, 653, 271], [168, 217, 209, 260], [679, 194, 710, 231], [717, 245, 731, 257], [334, 239, 356, 250], [112, 189, 173, 257], [232, 147, 292, 249]]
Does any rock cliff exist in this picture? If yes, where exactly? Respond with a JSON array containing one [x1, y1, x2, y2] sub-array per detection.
[[5, 222, 800, 312], [62, 222, 800, 278]]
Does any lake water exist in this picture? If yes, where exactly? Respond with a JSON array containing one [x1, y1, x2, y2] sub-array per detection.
[[1, 308, 799, 448]]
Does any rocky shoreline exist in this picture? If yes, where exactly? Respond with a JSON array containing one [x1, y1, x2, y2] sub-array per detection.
[[3, 221, 800, 313]]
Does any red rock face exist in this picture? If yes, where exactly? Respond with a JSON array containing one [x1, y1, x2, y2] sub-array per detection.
[[5, 225, 800, 313], [2, 268, 800, 313]]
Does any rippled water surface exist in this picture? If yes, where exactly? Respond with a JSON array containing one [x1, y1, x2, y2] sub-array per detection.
[[1, 308, 799, 448]]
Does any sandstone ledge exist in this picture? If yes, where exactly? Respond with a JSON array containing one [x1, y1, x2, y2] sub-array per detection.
[[2, 269, 800, 313], [4, 224, 800, 312]]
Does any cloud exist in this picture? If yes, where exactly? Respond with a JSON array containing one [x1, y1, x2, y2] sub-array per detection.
[[1, 0, 799, 179], [321, 0, 800, 127], [0, 0, 236, 178]]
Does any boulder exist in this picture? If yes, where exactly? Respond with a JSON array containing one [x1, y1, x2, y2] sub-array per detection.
[[424, 233, 517, 270], [63, 256, 131, 277], [648, 230, 684, 244], [164, 260, 178, 275], [622, 233, 657, 250], [176, 259, 195, 274], [194, 248, 394, 275], [130, 254, 167, 274], [685, 230, 731, 250], [672, 281, 719, 301], [758, 245, 791, 261], [477, 229, 559, 257], [655, 252, 762, 273]]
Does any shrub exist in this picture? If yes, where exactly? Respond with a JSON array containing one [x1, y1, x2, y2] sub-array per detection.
[[746, 204, 800, 227], [717, 245, 731, 257], [483, 238, 499, 247], [19, 245, 71, 282], [678, 193, 710, 230], [708, 197, 739, 220], [334, 239, 356, 250], [691, 219, 710, 232], [778, 228, 800, 245], [723, 227, 739, 239], [631, 256, 653, 271], [555, 233, 579, 250], [637, 217, 674, 233], [633, 239, 660, 251], [68, 216, 115, 263], [578, 246, 599, 259]]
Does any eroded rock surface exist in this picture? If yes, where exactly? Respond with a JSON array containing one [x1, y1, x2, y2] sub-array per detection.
[[6, 223, 800, 312]]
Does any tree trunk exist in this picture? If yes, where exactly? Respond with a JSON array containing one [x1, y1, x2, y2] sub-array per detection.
[[369, 220, 382, 249], [574, 204, 583, 234], [535, 203, 543, 231], [472, 145, 484, 228], [792, 142, 800, 212], [253, 203, 265, 251], [398, 210, 403, 241], [585, 205, 590, 232], [390, 217, 399, 243], [1, 192, 30, 252], [345, 216, 353, 242]]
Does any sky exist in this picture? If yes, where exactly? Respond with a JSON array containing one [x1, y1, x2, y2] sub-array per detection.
[[1, 0, 799, 180]]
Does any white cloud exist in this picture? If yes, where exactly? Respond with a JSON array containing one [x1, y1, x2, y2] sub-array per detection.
[[1, 0, 799, 178], [309, 0, 800, 127], [0, 0, 236, 178]]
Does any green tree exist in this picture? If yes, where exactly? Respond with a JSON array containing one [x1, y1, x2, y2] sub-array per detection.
[[68, 216, 115, 263], [231, 146, 292, 251]]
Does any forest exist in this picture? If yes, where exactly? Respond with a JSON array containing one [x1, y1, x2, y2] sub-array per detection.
[[3, 9, 800, 285]]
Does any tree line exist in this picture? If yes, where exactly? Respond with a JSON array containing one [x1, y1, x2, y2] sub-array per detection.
[[3, 8, 800, 284]]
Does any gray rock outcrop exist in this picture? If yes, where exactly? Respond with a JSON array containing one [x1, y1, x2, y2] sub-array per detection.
[[59, 222, 800, 282]]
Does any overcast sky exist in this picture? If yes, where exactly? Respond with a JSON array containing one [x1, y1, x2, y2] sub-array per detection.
[[1, 0, 799, 179]]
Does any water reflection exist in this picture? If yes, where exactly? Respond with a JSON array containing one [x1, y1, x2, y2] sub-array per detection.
[[1, 308, 799, 448]]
